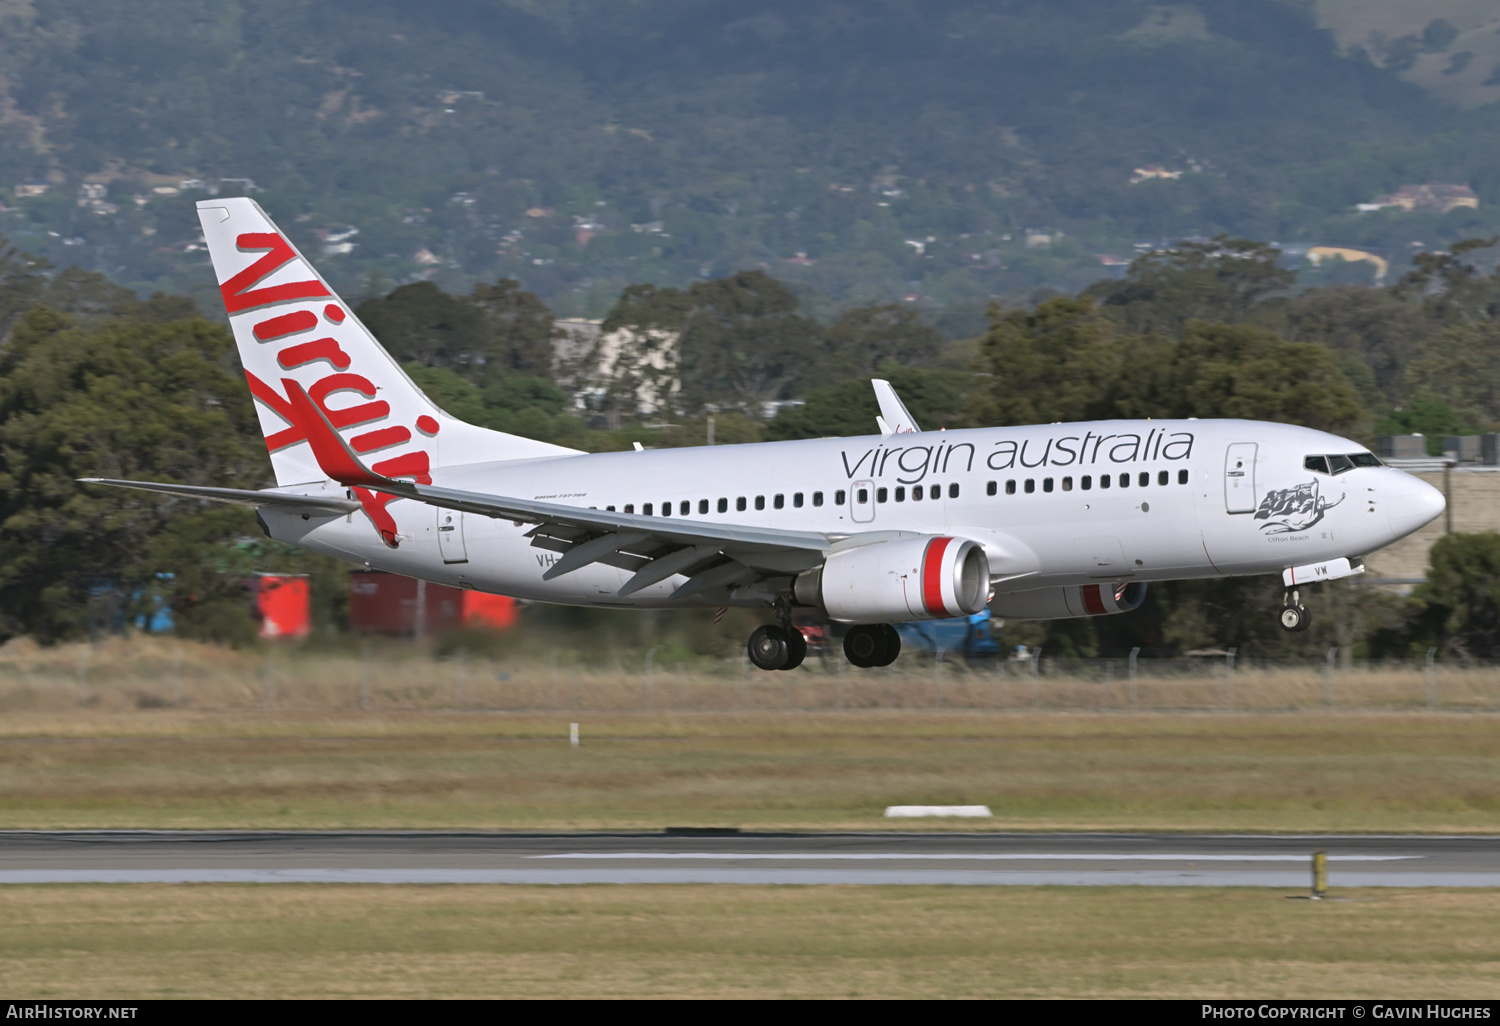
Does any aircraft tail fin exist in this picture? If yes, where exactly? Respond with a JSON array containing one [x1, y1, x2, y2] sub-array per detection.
[[196, 197, 580, 488]]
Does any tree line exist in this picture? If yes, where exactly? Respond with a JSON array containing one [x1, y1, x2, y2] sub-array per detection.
[[0, 231, 1497, 658]]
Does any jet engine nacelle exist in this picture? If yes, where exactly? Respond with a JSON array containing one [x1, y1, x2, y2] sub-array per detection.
[[798, 536, 990, 623], [990, 581, 1147, 621]]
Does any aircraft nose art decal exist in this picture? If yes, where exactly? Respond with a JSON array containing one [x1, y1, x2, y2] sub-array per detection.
[[1254, 479, 1344, 534]]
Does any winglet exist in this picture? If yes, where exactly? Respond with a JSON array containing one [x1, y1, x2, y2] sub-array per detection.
[[872, 379, 920, 435], [281, 379, 403, 491]]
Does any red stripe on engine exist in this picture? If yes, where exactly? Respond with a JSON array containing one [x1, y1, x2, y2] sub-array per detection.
[[1081, 584, 1107, 615], [921, 537, 953, 617]]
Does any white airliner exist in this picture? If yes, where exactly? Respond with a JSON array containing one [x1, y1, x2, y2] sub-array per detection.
[[85, 199, 1446, 669]]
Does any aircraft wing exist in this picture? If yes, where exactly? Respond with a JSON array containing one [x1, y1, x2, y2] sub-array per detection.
[[406, 479, 834, 596], [210, 378, 835, 600], [79, 478, 361, 515]]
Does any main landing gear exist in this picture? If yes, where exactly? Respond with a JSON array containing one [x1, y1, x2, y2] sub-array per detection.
[[747, 624, 808, 671], [843, 623, 901, 668], [1279, 589, 1311, 633], [746, 618, 900, 671]]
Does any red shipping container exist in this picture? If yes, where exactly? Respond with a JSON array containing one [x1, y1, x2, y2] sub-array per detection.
[[463, 591, 517, 630], [348, 571, 516, 635], [255, 574, 310, 639]]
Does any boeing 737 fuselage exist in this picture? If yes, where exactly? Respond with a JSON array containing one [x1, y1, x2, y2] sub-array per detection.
[[86, 199, 1446, 670]]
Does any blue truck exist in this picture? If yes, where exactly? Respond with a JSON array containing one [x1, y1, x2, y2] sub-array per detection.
[[893, 609, 1001, 661]]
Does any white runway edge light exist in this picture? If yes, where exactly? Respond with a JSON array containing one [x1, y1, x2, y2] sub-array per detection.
[[1282, 556, 1364, 588], [884, 805, 993, 818]]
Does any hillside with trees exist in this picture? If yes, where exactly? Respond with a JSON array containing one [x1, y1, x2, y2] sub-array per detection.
[[2, 1, 1499, 660], [4, 0, 1500, 322]]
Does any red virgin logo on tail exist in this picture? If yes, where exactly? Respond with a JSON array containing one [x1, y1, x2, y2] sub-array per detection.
[[227, 232, 437, 548], [222, 233, 331, 313]]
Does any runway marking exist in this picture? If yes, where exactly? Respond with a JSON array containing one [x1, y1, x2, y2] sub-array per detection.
[[529, 853, 1421, 862], [0, 868, 1490, 887]]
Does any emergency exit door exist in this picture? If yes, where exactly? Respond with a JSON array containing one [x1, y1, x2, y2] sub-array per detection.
[[850, 480, 876, 523], [1224, 443, 1258, 513], [437, 509, 468, 563]]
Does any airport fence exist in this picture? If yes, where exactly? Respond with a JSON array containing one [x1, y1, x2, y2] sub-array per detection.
[[0, 636, 1497, 715]]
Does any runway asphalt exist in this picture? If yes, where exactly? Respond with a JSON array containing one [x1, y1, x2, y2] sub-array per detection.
[[1, 831, 1497, 886]]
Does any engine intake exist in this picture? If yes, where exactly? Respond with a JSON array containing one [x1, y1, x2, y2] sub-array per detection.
[[799, 536, 990, 623], [990, 582, 1147, 620]]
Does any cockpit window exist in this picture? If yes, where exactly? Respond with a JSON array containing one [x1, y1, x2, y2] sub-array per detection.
[[1306, 452, 1380, 476]]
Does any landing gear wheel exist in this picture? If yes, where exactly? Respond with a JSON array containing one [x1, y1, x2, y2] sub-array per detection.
[[877, 624, 901, 667], [782, 627, 808, 671], [748, 625, 791, 671], [1278, 605, 1311, 633], [844, 623, 899, 668]]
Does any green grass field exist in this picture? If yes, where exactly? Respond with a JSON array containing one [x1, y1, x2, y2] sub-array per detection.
[[3, 639, 1498, 998], [0, 708, 1496, 832], [2, 885, 1498, 998]]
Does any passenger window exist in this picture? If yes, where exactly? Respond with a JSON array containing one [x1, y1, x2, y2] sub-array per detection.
[[813, 491, 824, 507], [1304, 455, 1330, 475], [624, 504, 634, 514], [836, 489, 847, 505], [1024, 479, 1035, 494], [1100, 474, 1111, 489], [1119, 473, 1130, 488], [1138, 472, 1149, 488], [1043, 478, 1054, 493], [643, 503, 653, 516], [926, 484, 937, 499], [1081, 475, 1092, 491], [1178, 469, 1189, 484], [855, 488, 868, 504], [607, 505, 616, 511], [717, 497, 727, 513], [736, 496, 747, 511], [1157, 470, 1168, 486], [698, 499, 709, 515], [986, 481, 997, 496], [774, 494, 785, 509], [794, 492, 804, 508], [912, 485, 923, 502], [1062, 476, 1073, 492], [894, 486, 906, 502], [755, 496, 765, 510], [876, 487, 888, 503], [949, 483, 959, 498], [661, 502, 670, 517], [1006, 480, 1016, 495], [1328, 454, 1354, 475]]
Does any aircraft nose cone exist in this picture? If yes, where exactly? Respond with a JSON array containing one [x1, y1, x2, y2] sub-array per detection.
[[1386, 474, 1445, 539]]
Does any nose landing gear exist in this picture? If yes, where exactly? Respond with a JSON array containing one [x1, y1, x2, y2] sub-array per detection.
[[1278, 590, 1311, 632]]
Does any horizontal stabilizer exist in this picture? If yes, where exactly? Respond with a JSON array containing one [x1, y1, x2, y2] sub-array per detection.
[[79, 478, 360, 515]]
